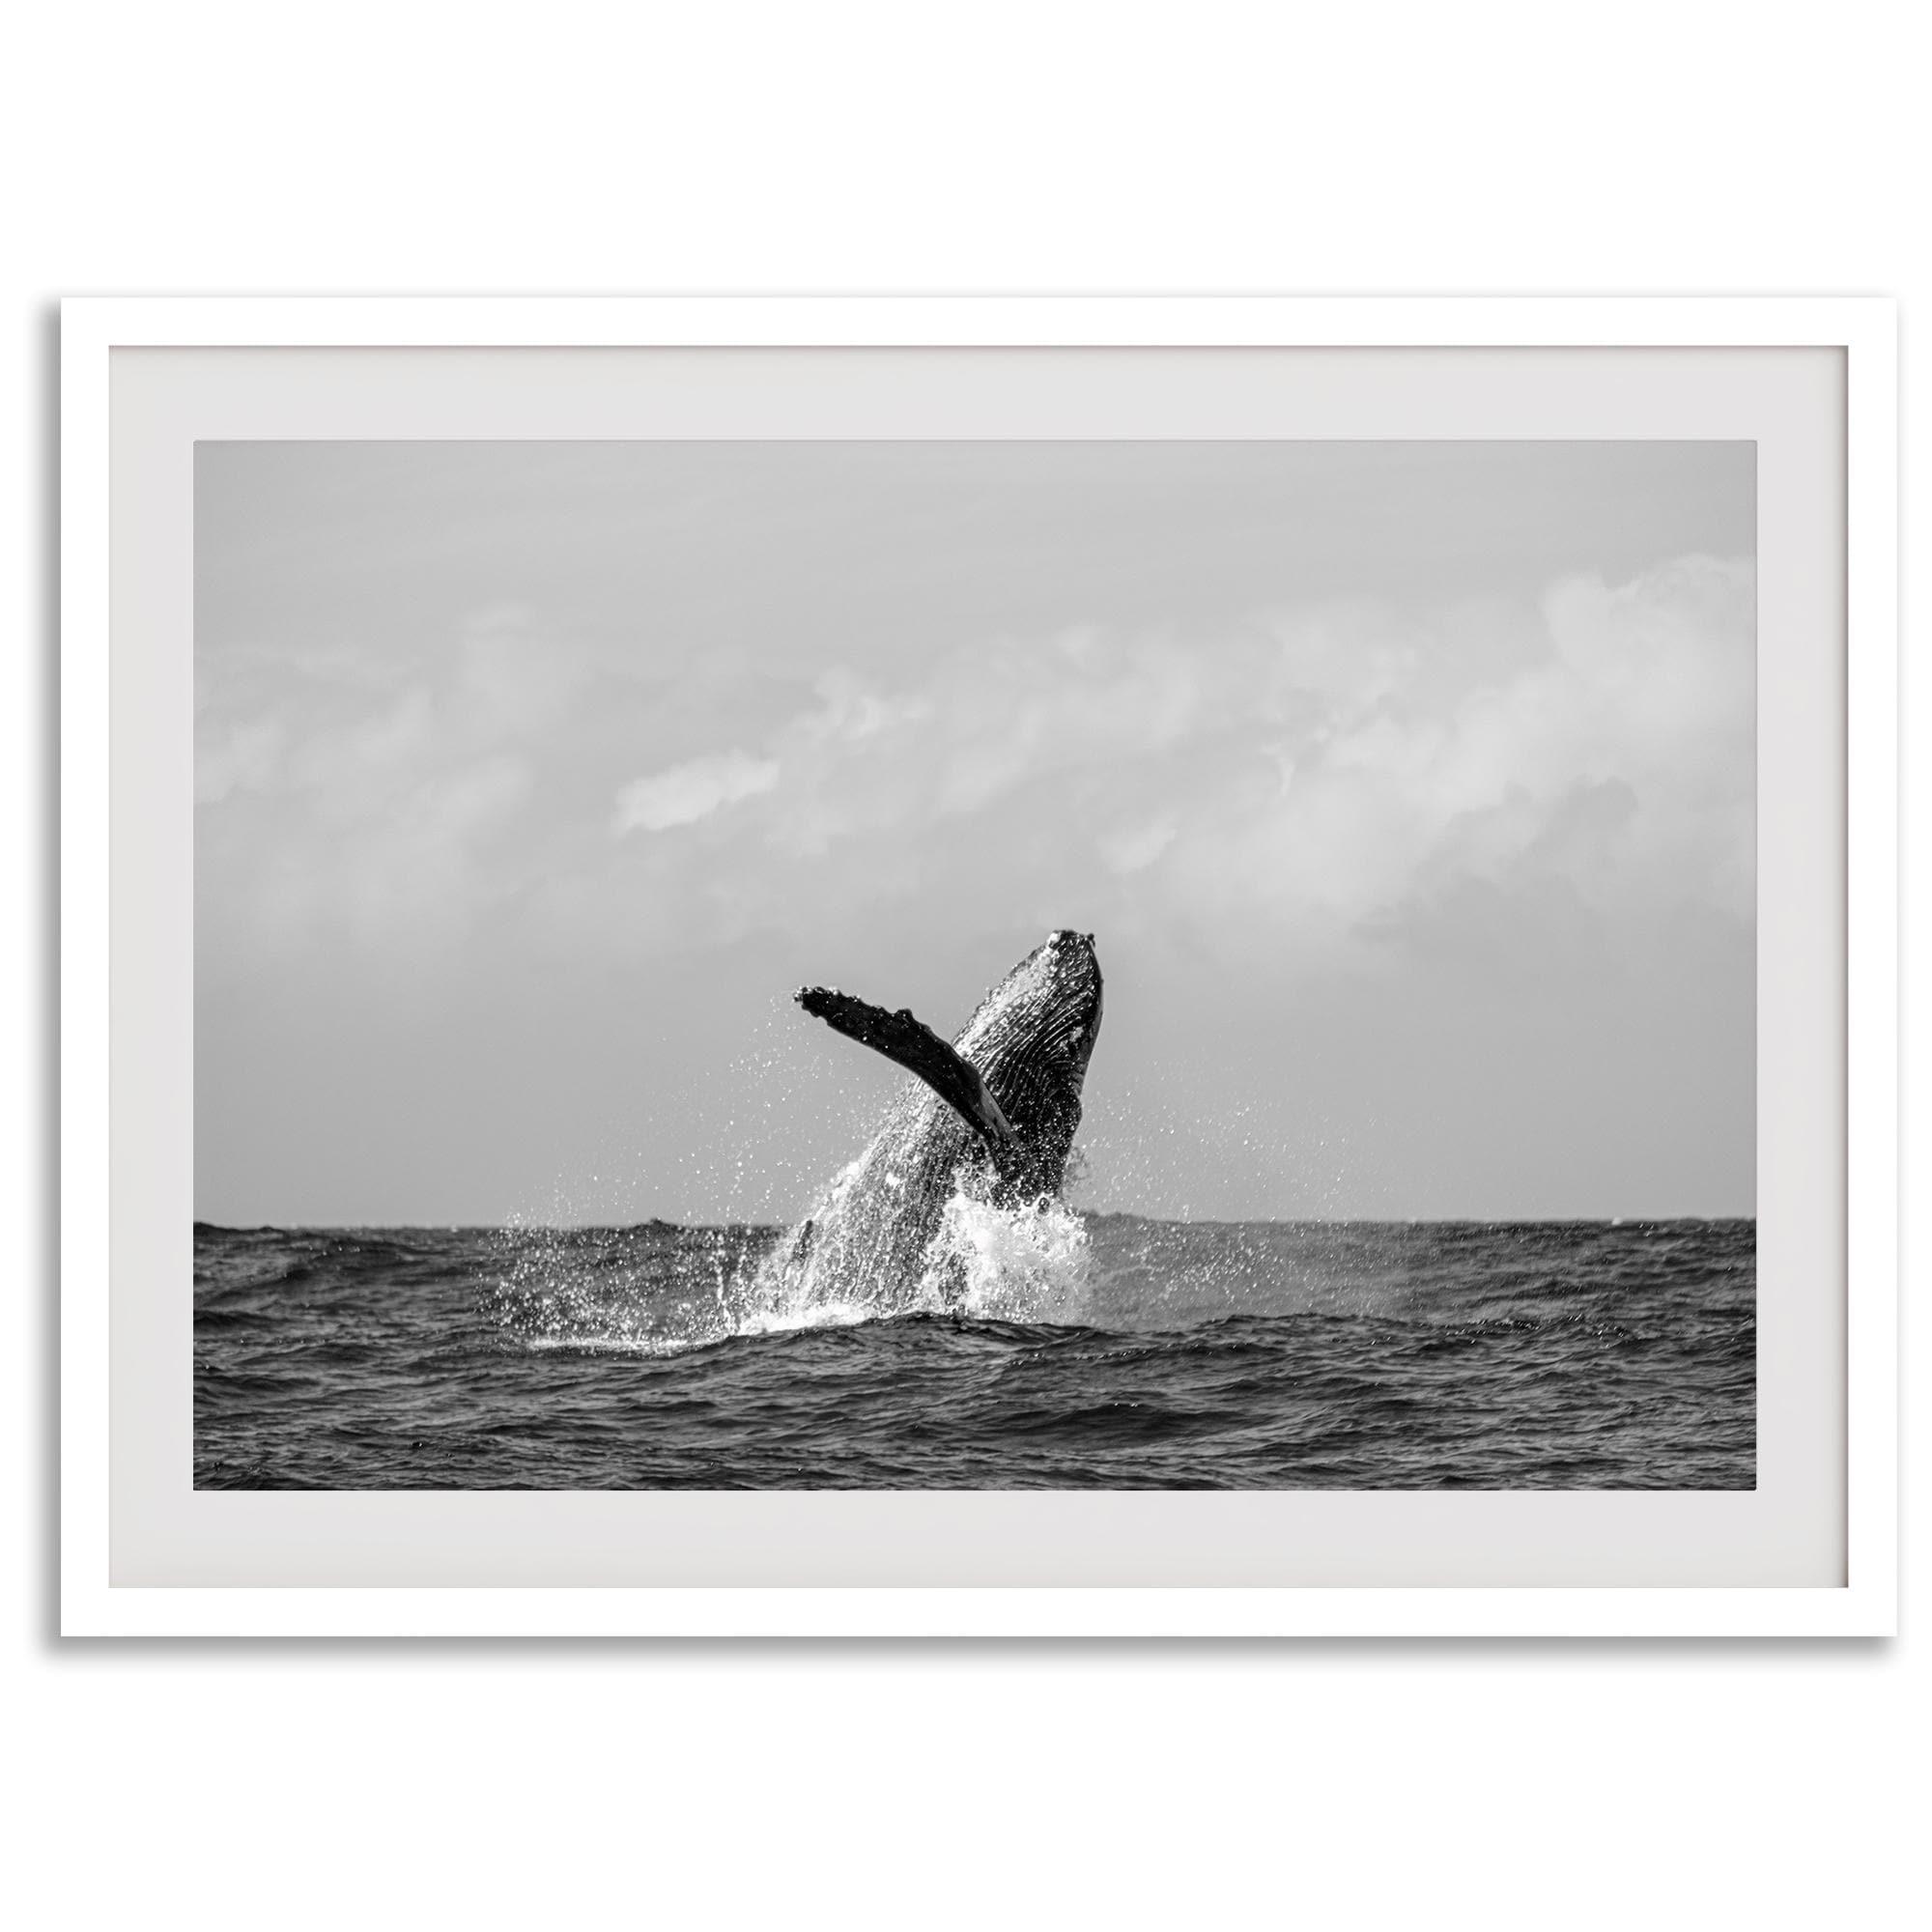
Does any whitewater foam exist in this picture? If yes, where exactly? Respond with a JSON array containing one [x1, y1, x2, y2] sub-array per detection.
[[919, 1184, 1092, 1324], [492, 1166, 1097, 1353]]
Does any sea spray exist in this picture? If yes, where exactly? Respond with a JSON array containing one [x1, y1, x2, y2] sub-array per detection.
[[488, 1216, 753, 1354], [918, 1181, 1093, 1324], [490, 1161, 1098, 1354], [745, 1161, 1092, 1331]]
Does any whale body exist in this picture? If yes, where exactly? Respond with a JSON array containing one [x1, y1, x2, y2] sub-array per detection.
[[772, 930, 1104, 1308]]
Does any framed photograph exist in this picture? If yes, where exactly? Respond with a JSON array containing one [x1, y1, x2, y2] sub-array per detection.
[[61, 297, 1897, 1635]]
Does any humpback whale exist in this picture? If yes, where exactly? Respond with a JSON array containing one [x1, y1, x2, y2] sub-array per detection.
[[773, 930, 1104, 1308]]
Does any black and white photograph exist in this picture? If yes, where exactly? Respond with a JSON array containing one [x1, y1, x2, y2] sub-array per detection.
[[193, 438, 1756, 1492], [21, 6, 1922, 1921]]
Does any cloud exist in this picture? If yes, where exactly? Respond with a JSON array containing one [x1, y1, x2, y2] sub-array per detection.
[[625, 553, 1755, 966], [1099, 813, 1178, 876], [1162, 556, 1754, 955], [196, 608, 582, 961], [611, 749, 781, 833], [195, 715, 286, 803], [197, 555, 1753, 979]]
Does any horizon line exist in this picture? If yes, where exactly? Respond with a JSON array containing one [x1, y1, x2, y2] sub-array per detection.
[[194, 1209, 1759, 1234]]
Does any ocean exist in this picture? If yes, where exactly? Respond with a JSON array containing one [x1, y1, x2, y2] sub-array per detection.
[[194, 1209, 1754, 1490]]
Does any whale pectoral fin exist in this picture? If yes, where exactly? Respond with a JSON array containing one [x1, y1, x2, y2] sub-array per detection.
[[795, 986, 1014, 1146]]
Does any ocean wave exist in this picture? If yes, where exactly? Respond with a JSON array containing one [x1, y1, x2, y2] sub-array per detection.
[[194, 1216, 1757, 1491]]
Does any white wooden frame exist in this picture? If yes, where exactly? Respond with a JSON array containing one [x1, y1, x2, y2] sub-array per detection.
[[60, 297, 1898, 1636]]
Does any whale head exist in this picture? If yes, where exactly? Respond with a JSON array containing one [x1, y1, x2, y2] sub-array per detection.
[[954, 930, 1103, 1194], [967, 929, 1103, 1082]]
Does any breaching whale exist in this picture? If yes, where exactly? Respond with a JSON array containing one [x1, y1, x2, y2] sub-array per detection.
[[773, 930, 1104, 1307]]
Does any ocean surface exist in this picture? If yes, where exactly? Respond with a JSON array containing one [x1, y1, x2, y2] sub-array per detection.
[[195, 1210, 1754, 1490]]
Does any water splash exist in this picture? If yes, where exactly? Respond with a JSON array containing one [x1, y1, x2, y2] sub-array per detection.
[[488, 1216, 755, 1355], [920, 1185, 1092, 1324], [489, 1163, 1095, 1355]]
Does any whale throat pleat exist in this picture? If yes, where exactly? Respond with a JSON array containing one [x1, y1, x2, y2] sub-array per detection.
[[795, 986, 1016, 1146]]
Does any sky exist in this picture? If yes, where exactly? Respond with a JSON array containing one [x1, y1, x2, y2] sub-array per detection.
[[194, 440, 1755, 1225]]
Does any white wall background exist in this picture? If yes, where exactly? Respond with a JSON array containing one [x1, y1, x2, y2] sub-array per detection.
[[5, 5, 1921, 1926]]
